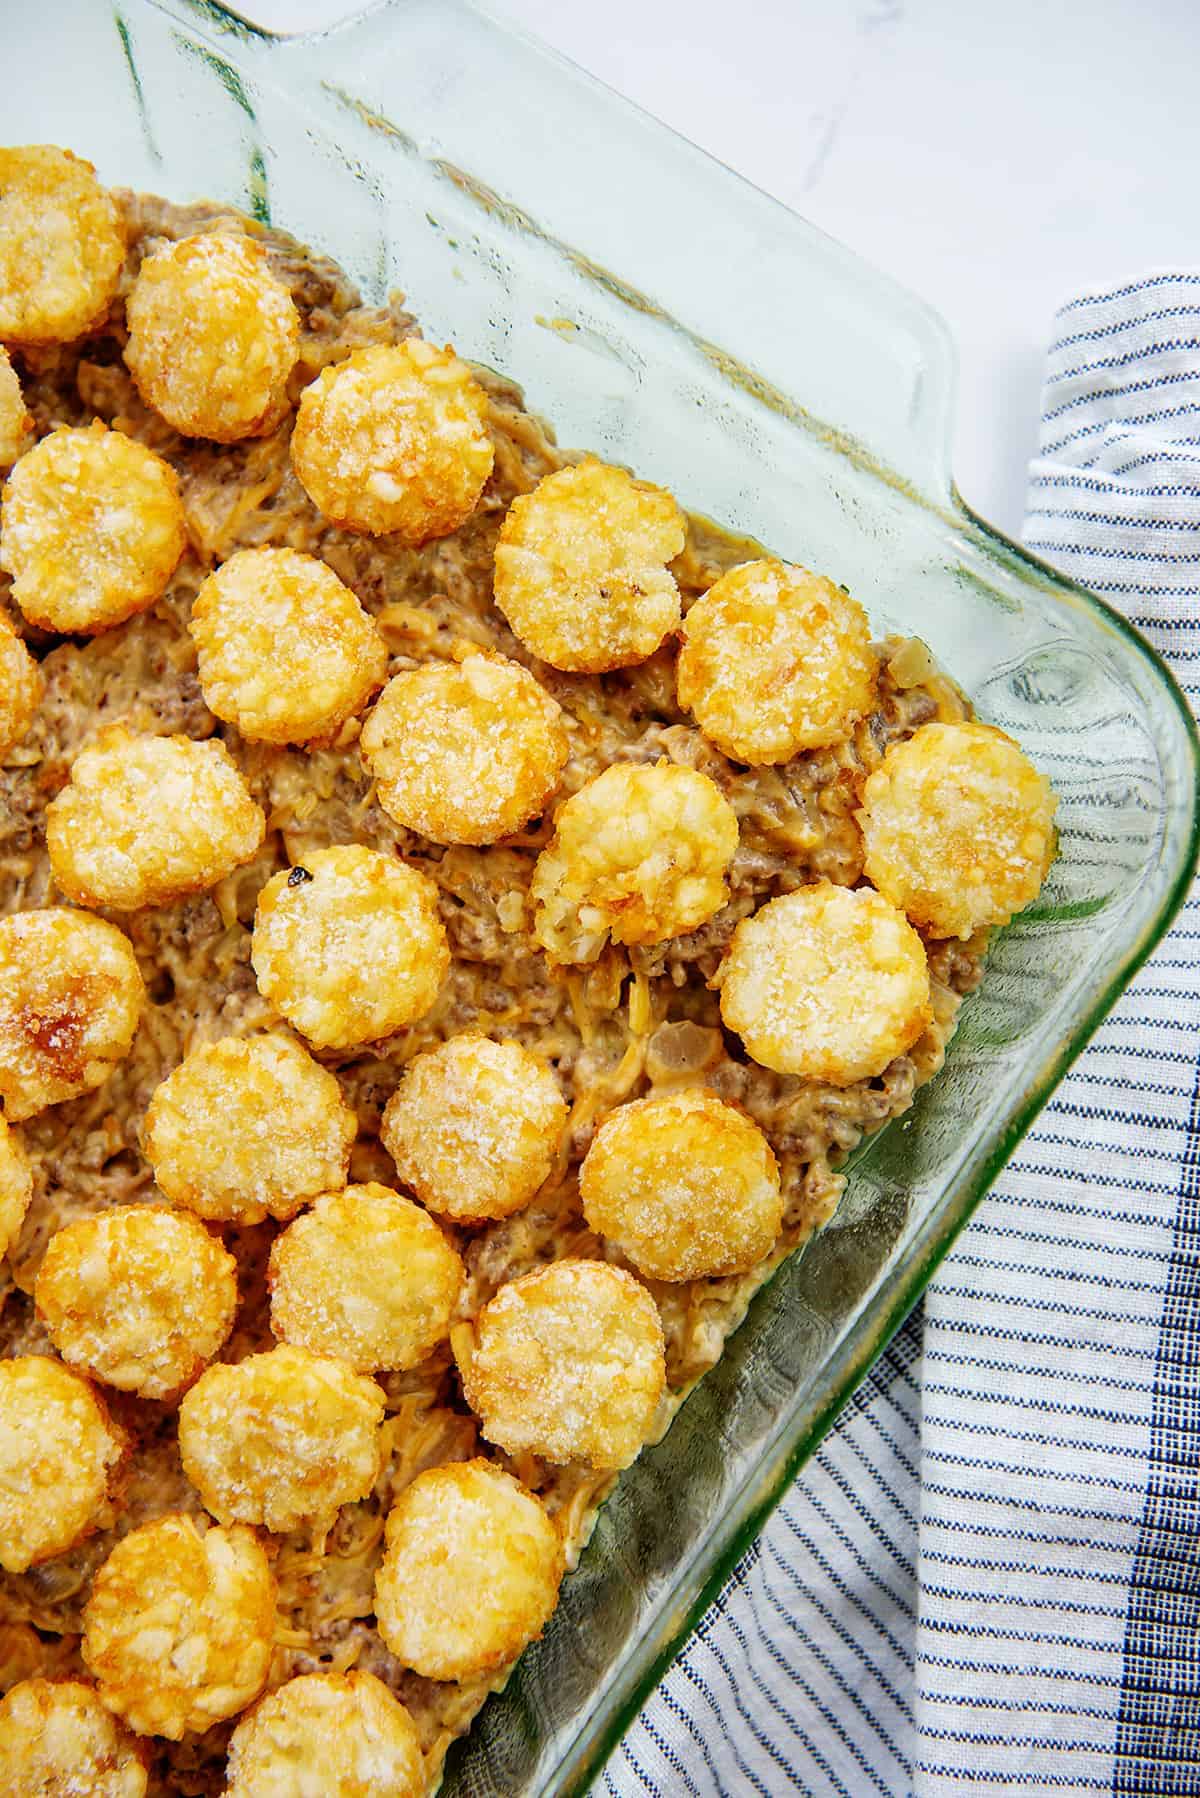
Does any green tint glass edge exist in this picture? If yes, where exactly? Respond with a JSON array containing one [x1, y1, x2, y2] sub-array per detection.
[[105, 5, 1200, 1791]]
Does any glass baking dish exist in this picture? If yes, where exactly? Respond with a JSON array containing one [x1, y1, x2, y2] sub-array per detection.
[[9, 1, 1197, 1789]]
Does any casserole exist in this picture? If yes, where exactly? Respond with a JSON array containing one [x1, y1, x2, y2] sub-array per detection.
[[6, 3, 1197, 1790]]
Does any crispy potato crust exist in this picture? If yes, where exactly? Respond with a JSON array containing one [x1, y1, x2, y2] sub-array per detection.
[[0, 1117, 32, 1263], [677, 559, 877, 764], [81, 1514, 275, 1739], [0, 146, 124, 345], [251, 846, 449, 1049], [374, 1460, 563, 1681], [359, 650, 568, 845], [0, 421, 186, 634], [0, 1678, 147, 1798], [190, 547, 388, 745], [493, 457, 685, 672], [460, 1259, 666, 1470], [0, 348, 32, 468], [381, 1031, 567, 1223], [35, 1206, 238, 1400], [718, 881, 932, 1083], [46, 726, 266, 912], [142, 1033, 356, 1226], [859, 719, 1058, 938], [177, 1344, 386, 1534], [0, 607, 42, 757], [0, 908, 144, 1121], [0, 175, 1043, 1798], [225, 1671, 424, 1798], [124, 233, 299, 441], [531, 761, 739, 963], [268, 1184, 464, 1373], [291, 340, 493, 541], [581, 1087, 783, 1281], [0, 1356, 125, 1574]]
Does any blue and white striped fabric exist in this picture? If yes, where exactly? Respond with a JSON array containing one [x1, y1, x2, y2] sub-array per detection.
[[607, 275, 1200, 1798]]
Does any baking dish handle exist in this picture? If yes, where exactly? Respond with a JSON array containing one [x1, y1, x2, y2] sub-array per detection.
[[176, 0, 959, 503]]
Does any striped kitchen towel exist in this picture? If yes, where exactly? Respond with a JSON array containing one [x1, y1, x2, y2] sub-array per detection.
[[606, 274, 1200, 1797]]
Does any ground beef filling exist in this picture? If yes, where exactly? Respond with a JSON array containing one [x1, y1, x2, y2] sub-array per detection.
[[0, 193, 983, 1794]]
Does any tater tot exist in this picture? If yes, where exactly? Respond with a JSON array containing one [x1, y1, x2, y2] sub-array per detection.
[[46, 726, 266, 911], [81, 1513, 275, 1740], [0, 607, 41, 757], [251, 847, 448, 1050], [0, 1356, 125, 1574], [142, 1033, 356, 1226], [0, 1117, 32, 1261], [178, 1344, 386, 1534], [35, 1206, 238, 1401], [0, 1679, 147, 1798], [459, 1259, 666, 1470], [268, 1184, 463, 1373], [531, 761, 738, 963], [291, 339, 493, 541], [0, 347, 31, 467], [0, 908, 145, 1121], [381, 1032, 567, 1223], [359, 650, 568, 845], [0, 146, 124, 345], [677, 559, 877, 764], [718, 881, 931, 1083], [374, 1460, 562, 1681], [190, 547, 388, 745], [492, 457, 686, 673], [0, 422, 186, 634], [124, 233, 300, 442], [581, 1087, 783, 1281], [225, 1672, 424, 1798], [859, 720, 1058, 939]]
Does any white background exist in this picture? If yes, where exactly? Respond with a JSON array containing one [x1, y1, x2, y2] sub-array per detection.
[[237, 0, 1199, 537]]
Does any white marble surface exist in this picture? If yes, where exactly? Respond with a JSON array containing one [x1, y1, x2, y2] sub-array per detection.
[[238, 0, 1200, 538]]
